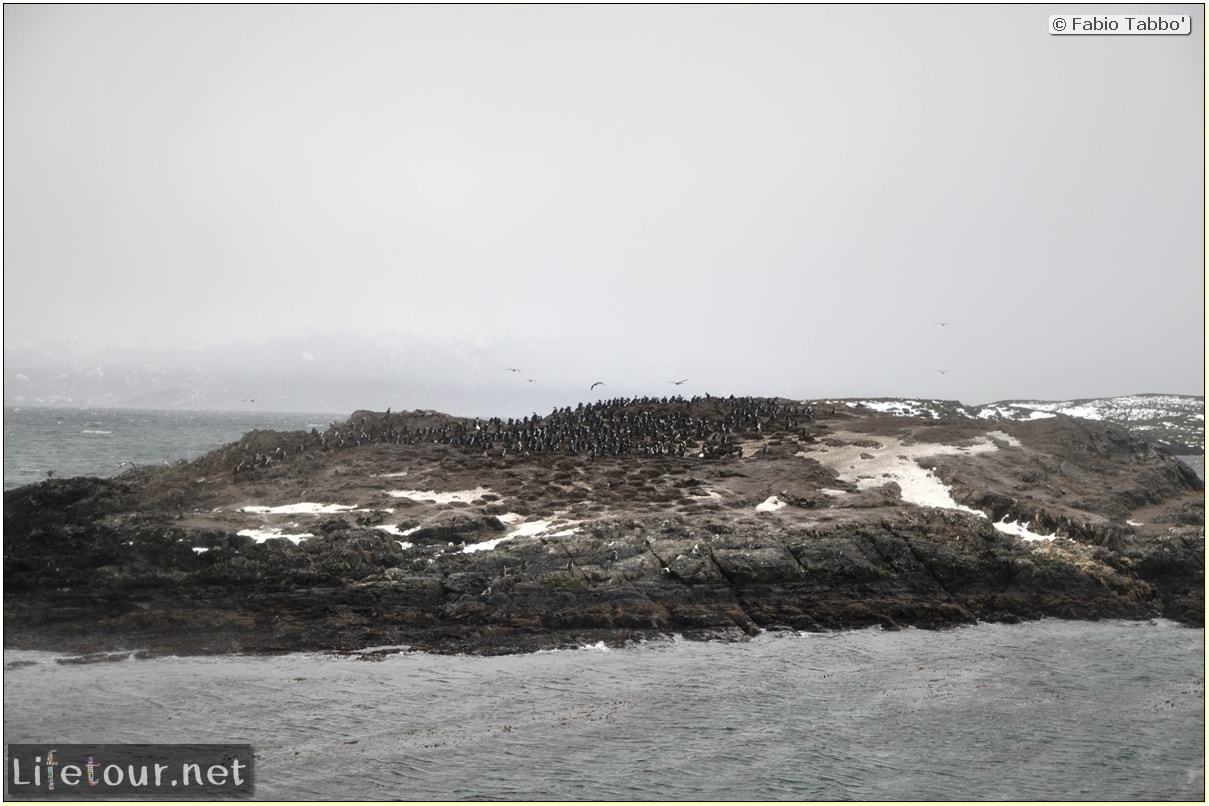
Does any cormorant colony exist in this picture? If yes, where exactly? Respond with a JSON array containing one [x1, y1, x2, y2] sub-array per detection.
[[230, 396, 818, 475]]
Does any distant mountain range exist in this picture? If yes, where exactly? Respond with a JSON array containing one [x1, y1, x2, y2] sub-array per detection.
[[4, 336, 1203, 453], [839, 395, 1205, 454], [3, 332, 532, 415]]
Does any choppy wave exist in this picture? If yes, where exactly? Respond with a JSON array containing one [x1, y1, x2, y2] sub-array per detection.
[[4, 407, 344, 490], [3, 620, 1203, 801]]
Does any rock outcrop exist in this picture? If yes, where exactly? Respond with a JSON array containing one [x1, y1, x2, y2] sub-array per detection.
[[4, 396, 1203, 656]]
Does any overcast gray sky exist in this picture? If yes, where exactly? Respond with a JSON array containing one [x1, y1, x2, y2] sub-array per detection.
[[4, 4, 1204, 413]]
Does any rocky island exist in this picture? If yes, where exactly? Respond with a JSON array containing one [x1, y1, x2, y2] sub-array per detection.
[[4, 395, 1203, 657]]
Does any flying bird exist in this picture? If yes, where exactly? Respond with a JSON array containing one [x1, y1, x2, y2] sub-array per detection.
[[591, 381, 605, 390], [669, 379, 688, 385], [937, 369, 951, 375], [505, 368, 522, 373], [934, 322, 952, 327]]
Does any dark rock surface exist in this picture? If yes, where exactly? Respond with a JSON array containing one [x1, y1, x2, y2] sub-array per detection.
[[4, 396, 1203, 656]]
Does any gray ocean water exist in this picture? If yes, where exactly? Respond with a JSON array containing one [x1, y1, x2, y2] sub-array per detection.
[[4, 622, 1205, 801], [3, 407, 345, 491], [3, 407, 1205, 800]]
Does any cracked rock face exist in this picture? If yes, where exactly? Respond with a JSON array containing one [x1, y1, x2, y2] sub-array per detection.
[[4, 396, 1203, 656]]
